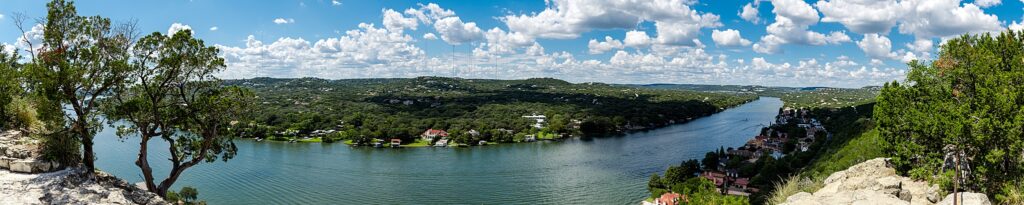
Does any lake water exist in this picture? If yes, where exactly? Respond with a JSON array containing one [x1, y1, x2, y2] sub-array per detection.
[[94, 97, 782, 204]]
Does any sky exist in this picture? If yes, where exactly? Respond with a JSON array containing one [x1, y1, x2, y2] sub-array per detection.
[[1, 0, 1022, 88]]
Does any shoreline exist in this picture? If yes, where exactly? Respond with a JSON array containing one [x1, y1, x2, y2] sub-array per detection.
[[239, 97, 762, 148]]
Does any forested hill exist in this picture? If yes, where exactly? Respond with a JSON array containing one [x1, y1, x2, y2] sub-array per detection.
[[223, 77, 757, 145], [637, 83, 880, 108]]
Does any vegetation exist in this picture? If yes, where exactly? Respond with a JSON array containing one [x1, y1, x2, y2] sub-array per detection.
[[228, 77, 757, 146], [0, 0, 253, 199], [102, 28, 254, 197], [647, 160, 749, 205], [875, 30, 1024, 201], [166, 186, 206, 205], [640, 83, 880, 109]]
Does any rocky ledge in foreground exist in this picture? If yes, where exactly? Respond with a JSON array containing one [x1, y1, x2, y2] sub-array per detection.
[[781, 158, 991, 205], [0, 167, 167, 205]]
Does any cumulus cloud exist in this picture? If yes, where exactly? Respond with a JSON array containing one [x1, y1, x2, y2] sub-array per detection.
[[473, 28, 536, 57], [974, 0, 1001, 7], [217, 23, 425, 78], [1011, 21, 1024, 32], [711, 29, 752, 47], [905, 38, 933, 53], [168, 23, 193, 35], [857, 34, 896, 60], [624, 30, 653, 47], [588, 36, 624, 54], [433, 17, 483, 45], [423, 33, 438, 40], [502, 0, 720, 46], [209, 26, 219, 31], [273, 18, 295, 24], [752, 0, 849, 54], [740, 3, 761, 24], [382, 9, 418, 31], [332, 0, 341, 6], [816, 0, 1002, 38]]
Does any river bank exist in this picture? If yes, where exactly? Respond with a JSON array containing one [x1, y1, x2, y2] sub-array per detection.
[[0, 168, 167, 204]]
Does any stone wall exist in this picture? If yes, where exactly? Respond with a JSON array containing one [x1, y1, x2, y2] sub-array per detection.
[[0, 130, 62, 173]]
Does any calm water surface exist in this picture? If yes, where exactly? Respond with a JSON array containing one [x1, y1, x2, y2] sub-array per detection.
[[94, 97, 782, 204]]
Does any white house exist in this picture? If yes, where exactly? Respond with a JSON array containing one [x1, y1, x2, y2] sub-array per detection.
[[523, 114, 547, 129]]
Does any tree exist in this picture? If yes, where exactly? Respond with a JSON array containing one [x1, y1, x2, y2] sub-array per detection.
[[0, 44, 23, 125], [18, 0, 136, 170], [104, 29, 252, 197], [875, 29, 1024, 194]]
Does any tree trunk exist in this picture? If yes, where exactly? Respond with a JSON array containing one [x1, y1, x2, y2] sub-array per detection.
[[136, 136, 157, 194], [82, 136, 95, 171]]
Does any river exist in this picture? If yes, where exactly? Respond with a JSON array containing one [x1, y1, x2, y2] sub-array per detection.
[[93, 97, 782, 204]]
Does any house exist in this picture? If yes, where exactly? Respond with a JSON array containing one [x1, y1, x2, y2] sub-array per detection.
[[478, 140, 488, 146], [421, 129, 448, 142], [390, 139, 401, 148], [654, 192, 684, 205], [524, 133, 540, 141], [702, 171, 727, 186], [434, 139, 449, 147], [522, 114, 547, 129], [467, 129, 481, 138]]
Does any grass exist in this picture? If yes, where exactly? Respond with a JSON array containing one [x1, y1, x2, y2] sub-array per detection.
[[343, 140, 354, 145], [298, 137, 322, 143], [536, 131, 558, 140], [767, 175, 823, 205], [403, 139, 431, 147], [801, 128, 884, 180]]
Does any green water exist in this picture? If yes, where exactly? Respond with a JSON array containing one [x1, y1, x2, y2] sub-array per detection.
[[94, 97, 782, 204]]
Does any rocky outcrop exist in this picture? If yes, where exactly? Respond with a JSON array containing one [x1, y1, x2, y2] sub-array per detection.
[[0, 130, 62, 173], [781, 158, 990, 205], [0, 168, 168, 204]]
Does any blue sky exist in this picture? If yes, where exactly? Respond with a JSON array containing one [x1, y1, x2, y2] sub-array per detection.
[[1, 0, 1022, 87]]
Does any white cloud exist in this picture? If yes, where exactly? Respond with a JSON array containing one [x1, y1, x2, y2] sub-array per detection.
[[857, 33, 896, 60], [906, 38, 933, 53], [382, 9, 418, 31], [474, 28, 537, 57], [209, 26, 219, 31], [752, 0, 848, 54], [974, 0, 1001, 7], [740, 3, 761, 24], [332, 0, 341, 6], [404, 3, 455, 24], [898, 0, 1002, 38], [168, 23, 193, 35], [817, 0, 1003, 38], [15, 24, 44, 52], [1011, 21, 1024, 32], [711, 29, 752, 47], [816, 0, 903, 34], [273, 18, 295, 24], [502, 0, 720, 46], [217, 23, 425, 79], [433, 16, 483, 45], [588, 36, 624, 54], [423, 33, 438, 40], [623, 30, 653, 47], [0, 14, 4, 20]]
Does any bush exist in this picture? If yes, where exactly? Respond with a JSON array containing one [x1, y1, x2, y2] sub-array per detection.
[[4, 96, 44, 133]]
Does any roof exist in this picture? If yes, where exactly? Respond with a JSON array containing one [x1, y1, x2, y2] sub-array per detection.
[[423, 129, 449, 137], [391, 139, 402, 143], [658, 192, 682, 205]]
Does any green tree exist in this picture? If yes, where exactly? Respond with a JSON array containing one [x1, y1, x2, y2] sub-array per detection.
[[875, 29, 1024, 194], [104, 29, 252, 197], [20, 0, 135, 170], [0, 44, 22, 125]]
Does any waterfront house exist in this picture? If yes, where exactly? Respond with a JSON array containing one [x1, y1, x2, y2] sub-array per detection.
[[434, 139, 449, 147], [478, 140, 488, 146], [522, 114, 547, 129], [654, 192, 684, 205], [523, 134, 536, 142], [421, 129, 449, 142], [390, 139, 401, 148]]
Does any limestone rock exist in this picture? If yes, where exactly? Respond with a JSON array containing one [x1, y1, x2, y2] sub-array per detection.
[[781, 158, 944, 205], [938, 192, 991, 205], [1, 168, 169, 205]]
